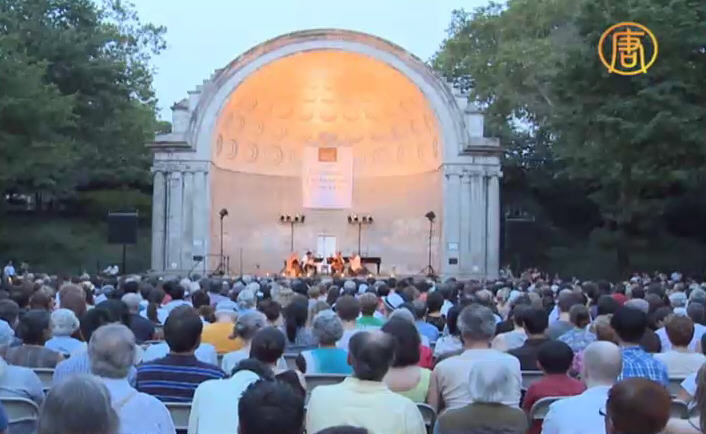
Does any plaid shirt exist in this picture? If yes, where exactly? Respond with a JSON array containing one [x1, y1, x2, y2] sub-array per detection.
[[619, 346, 669, 387], [557, 328, 596, 353]]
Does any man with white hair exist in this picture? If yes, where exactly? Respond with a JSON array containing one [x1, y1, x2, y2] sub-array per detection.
[[121, 293, 155, 344], [237, 288, 257, 313], [45, 308, 86, 356], [90, 324, 175, 433], [542, 341, 622, 434], [428, 305, 521, 412]]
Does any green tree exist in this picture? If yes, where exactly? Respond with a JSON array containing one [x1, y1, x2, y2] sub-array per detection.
[[0, 0, 165, 196], [433, 0, 706, 271]]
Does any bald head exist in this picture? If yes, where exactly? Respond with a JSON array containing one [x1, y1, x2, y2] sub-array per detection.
[[582, 341, 622, 385]]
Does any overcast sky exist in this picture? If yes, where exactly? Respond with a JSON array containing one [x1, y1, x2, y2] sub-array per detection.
[[130, 0, 488, 119]]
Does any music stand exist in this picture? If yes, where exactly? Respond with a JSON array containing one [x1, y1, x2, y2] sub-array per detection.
[[420, 211, 436, 277]]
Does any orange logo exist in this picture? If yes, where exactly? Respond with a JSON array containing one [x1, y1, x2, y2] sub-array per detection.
[[598, 22, 658, 75]]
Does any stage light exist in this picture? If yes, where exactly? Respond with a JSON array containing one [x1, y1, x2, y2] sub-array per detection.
[[347, 215, 353, 224], [425, 211, 436, 222], [280, 215, 285, 222], [219, 208, 229, 218]]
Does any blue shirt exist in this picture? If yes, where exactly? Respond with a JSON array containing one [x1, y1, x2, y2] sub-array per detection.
[[415, 321, 440, 344], [299, 348, 352, 375], [619, 346, 669, 387], [0, 402, 7, 431], [557, 328, 596, 353]]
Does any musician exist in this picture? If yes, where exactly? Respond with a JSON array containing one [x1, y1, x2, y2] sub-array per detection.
[[303, 251, 316, 276], [331, 251, 345, 276], [348, 254, 369, 276], [285, 252, 302, 277]]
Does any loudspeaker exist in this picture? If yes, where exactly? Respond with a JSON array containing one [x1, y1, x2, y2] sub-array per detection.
[[107, 212, 138, 245]]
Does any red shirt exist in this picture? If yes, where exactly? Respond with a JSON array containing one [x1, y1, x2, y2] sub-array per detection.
[[522, 374, 586, 434], [418, 344, 433, 369]]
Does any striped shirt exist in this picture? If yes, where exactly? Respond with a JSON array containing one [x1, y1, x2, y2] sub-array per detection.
[[136, 354, 225, 402]]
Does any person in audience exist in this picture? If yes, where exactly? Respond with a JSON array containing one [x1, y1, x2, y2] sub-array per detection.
[[44, 308, 86, 356], [357, 293, 384, 328], [143, 287, 168, 324], [297, 310, 351, 374], [542, 341, 622, 434], [0, 353, 44, 406], [221, 310, 267, 375], [522, 340, 585, 434], [611, 306, 669, 386], [52, 307, 114, 384], [161, 282, 191, 314], [250, 326, 306, 395], [283, 295, 317, 348], [58, 284, 87, 319], [625, 297, 663, 353], [604, 377, 671, 434], [654, 315, 706, 376], [429, 304, 521, 412], [29, 290, 54, 311], [0, 300, 21, 346], [491, 303, 530, 352], [136, 305, 225, 401], [548, 292, 579, 339], [306, 331, 426, 434], [381, 317, 430, 402], [424, 291, 446, 333], [412, 299, 439, 344], [433, 305, 463, 359], [121, 293, 155, 344], [558, 304, 596, 353], [238, 379, 305, 434], [435, 360, 528, 434], [508, 307, 551, 370], [89, 324, 175, 434], [334, 295, 361, 349], [190, 359, 267, 434], [2, 309, 62, 368], [237, 288, 257, 314], [38, 375, 119, 434], [665, 363, 706, 433], [201, 301, 241, 354], [257, 299, 282, 327], [0, 403, 7, 434], [141, 306, 218, 366]]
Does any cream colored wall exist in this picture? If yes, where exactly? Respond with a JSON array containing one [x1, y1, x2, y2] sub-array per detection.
[[210, 166, 442, 275]]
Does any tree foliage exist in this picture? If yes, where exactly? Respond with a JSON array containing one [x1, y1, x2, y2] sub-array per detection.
[[0, 0, 165, 198], [433, 0, 706, 271]]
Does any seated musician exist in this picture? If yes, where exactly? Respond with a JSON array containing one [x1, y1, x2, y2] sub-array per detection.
[[302, 251, 316, 276], [331, 251, 345, 276], [348, 254, 369, 276], [285, 252, 302, 277]]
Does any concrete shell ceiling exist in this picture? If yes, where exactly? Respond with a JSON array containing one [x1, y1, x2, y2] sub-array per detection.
[[213, 50, 441, 177]]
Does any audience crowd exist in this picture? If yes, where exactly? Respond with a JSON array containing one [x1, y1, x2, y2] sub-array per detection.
[[0, 264, 705, 433]]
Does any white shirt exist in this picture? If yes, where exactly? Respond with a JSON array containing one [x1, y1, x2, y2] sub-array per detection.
[[162, 299, 192, 315], [100, 377, 175, 434], [430, 349, 521, 410], [654, 351, 706, 377], [142, 342, 218, 366], [140, 307, 168, 324], [440, 300, 453, 317], [337, 329, 361, 350], [187, 370, 259, 434], [3, 265, 15, 277], [657, 323, 706, 352], [45, 336, 87, 356], [542, 385, 610, 434]]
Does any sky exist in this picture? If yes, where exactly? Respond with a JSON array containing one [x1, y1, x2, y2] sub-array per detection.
[[130, 0, 489, 119]]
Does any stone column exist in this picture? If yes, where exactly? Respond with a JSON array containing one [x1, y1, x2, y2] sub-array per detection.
[[166, 170, 183, 271], [469, 171, 486, 277], [192, 170, 209, 275], [486, 172, 501, 279], [181, 171, 194, 271], [460, 173, 472, 276], [150, 170, 166, 271], [441, 169, 462, 277]]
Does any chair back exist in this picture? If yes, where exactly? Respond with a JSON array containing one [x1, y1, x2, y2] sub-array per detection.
[[166, 402, 192, 431], [668, 376, 687, 397], [670, 399, 689, 419], [304, 374, 347, 393], [283, 352, 299, 370], [521, 370, 544, 389], [33, 368, 54, 389], [417, 403, 437, 434], [529, 396, 565, 420], [1, 397, 40, 425]]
